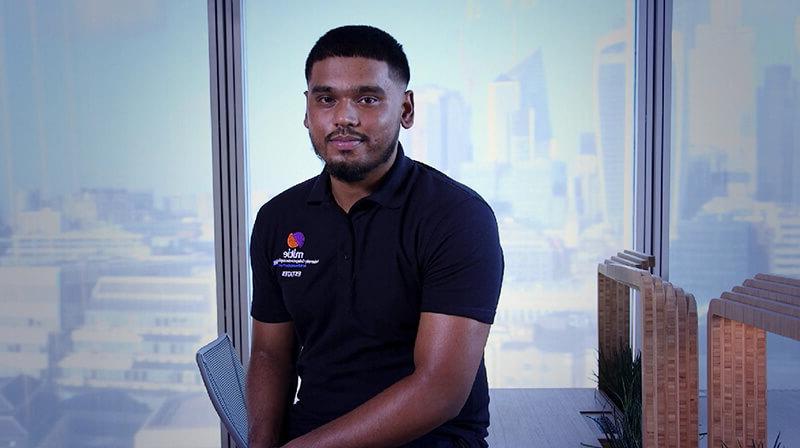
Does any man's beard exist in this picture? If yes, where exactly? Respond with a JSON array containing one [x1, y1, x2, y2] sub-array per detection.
[[311, 128, 399, 183]]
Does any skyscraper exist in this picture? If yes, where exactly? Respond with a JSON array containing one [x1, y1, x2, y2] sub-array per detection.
[[404, 86, 471, 176], [670, 0, 711, 230], [770, 210, 800, 278], [756, 65, 799, 205], [487, 50, 552, 163], [57, 274, 216, 397], [574, 132, 603, 232], [593, 29, 633, 241], [686, 0, 755, 176], [0, 266, 60, 379], [670, 210, 768, 315], [677, 152, 738, 223], [487, 77, 520, 163]]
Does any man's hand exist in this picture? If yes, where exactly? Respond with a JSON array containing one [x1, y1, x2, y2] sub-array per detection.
[[247, 320, 297, 448], [282, 312, 490, 448]]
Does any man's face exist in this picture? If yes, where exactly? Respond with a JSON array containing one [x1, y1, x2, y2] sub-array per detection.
[[304, 57, 414, 183]]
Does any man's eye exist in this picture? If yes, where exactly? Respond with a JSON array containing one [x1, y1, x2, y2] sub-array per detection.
[[317, 96, 335, 104], [358, 96, 379, 104]]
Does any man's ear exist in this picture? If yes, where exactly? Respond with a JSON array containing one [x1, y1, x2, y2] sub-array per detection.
[[303, 91, 309, 129], [401, 90, 415, 129]]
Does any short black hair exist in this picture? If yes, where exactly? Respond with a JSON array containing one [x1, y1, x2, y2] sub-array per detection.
[[305, 25, 410, 86]]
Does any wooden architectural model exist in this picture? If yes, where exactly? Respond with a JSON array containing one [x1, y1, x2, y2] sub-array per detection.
[[597, 251, 698, 447], [707, 273, 800, 447]]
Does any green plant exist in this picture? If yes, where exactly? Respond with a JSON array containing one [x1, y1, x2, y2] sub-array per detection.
[[720, 432, 784, 448], [582, 346, 642, 448]]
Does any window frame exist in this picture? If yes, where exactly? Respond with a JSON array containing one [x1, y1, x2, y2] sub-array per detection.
[[207, 1, 249, 446], [632, 0, 673, 352], [634, 0, 672, 279]]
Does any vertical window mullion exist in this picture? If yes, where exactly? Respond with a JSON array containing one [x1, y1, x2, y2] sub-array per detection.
[[207, 0, 248, 447], [633, 0, 673, 352]]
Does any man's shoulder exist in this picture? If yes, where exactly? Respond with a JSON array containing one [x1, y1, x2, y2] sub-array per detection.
[[409, 160, 493, 214], [254, 175, 319, 222]]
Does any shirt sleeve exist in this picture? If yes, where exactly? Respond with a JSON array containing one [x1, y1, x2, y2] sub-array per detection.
[[419, 197, 504, 324], [250, 205, 292, 323]]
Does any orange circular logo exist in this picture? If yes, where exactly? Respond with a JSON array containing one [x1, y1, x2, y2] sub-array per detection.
[[287, 232, 304, 249]]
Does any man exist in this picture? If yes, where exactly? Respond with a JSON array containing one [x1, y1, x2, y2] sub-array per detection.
[[247, 25, 503, 448]]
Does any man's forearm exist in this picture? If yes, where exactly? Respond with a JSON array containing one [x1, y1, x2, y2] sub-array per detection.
[[247, 351, 296, 448], [282, 371, 467, 448]]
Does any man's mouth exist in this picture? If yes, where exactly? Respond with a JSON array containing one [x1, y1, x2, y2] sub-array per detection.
[[327, 134, 365, 151]]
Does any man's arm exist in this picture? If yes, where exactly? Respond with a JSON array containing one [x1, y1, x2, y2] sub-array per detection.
[[247, 320, 297, 448], [282, 312, 490, 448]]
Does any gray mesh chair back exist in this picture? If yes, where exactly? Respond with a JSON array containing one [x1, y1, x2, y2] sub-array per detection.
[[196, 334, 249, 448]]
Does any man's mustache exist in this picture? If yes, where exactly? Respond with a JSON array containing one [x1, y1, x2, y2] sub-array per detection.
[[326, 129, 368, 142]]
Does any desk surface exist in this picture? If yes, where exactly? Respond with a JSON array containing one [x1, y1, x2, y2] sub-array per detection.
[[487, 388, 610, 447]]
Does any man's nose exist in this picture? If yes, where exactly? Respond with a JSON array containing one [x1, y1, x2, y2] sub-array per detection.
[[334, 100, 359, 127]]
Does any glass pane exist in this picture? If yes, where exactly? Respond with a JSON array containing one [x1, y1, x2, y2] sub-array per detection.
[[0, 1, 218, 446], [671, 0, 800, 444], [245, 2, 634, 387]]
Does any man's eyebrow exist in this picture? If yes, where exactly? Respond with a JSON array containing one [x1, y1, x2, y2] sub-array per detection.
[[309, 85, 386, 95], [355, 85, 386, 95]]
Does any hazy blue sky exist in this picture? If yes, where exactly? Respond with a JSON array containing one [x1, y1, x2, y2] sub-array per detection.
[[742, 0, 800, 74], [0, 0, 211, 219]]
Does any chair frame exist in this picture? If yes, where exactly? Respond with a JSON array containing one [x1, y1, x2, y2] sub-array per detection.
[[598, 253, 698, 447], [197, 334, 249, 448], [706, 274, 800, 447]]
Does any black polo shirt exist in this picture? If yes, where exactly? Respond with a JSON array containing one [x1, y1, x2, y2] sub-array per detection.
[[250, 145, 504, 447]]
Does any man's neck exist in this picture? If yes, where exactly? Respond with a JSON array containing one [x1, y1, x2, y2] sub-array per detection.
[[330, 149, 397, 213]]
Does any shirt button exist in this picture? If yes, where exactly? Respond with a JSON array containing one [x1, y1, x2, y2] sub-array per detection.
[[343, 254, 350, 261]]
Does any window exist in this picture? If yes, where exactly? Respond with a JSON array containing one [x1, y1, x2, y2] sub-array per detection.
[[670, 0, 800, 443], [0, 1, 219, 446], [244, 1, 634, 387]]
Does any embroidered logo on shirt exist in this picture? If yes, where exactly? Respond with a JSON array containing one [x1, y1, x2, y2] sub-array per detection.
[[274, 231, 319, 278], [287, 232, 305, 249]]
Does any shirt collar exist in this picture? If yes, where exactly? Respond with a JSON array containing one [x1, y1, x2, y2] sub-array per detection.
[[306, 143, 412, 209]]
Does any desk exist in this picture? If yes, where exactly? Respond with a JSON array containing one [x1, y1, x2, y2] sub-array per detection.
[[487, 388, 610, 447]]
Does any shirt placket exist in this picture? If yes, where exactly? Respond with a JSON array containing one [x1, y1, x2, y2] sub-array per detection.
[[337, 212, 356, 302]]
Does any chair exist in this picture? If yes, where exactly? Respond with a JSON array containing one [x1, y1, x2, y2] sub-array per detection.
[[706, 273, 800, 447], [597, 252, 698, 447], [197, 334, 249, 448]]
